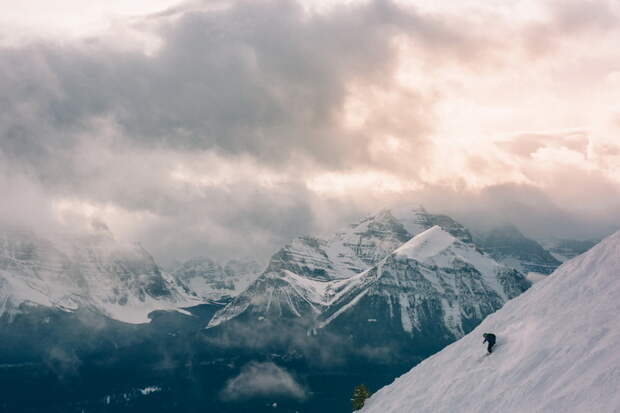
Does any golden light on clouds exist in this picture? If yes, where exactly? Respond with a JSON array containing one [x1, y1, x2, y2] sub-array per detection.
[[1, 0, 620, 258]]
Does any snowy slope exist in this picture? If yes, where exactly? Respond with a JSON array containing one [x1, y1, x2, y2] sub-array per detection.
[[361, 230, 620, 413], [0, 228, 199, 324]]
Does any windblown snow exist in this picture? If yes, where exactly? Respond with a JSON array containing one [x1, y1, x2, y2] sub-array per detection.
[[361, 230, 620, 413], [394, 225, 459, 262]]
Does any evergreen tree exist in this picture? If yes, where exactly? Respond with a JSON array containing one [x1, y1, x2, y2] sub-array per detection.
[[351, 384, 371, 411]]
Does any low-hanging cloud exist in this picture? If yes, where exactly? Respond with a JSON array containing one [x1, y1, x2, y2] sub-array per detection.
[[0, 0, 462, 263], [220, 361, 307, 401]]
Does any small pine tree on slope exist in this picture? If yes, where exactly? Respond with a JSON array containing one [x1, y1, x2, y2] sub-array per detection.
[[352, 384, 371, 411]]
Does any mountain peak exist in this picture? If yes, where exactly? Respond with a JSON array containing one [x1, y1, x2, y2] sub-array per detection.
[[393, 226, 456, 261], [317, 223, 528, 337], [207, 206, 507, 330]]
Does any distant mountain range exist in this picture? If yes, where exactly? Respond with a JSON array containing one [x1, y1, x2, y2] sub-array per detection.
[[0, 226, 264, 324], [207, 208, 530, 359], [1, 206, 588, 327], [208, 207, 469, 327], [0, 206, 611, 413], [0, 227, 198, 323]]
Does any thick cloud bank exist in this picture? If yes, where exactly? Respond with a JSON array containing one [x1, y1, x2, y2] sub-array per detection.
[[1, 0, 619, 263]]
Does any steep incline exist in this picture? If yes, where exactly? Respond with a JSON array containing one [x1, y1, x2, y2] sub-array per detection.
[[361, 231, 620, 413]]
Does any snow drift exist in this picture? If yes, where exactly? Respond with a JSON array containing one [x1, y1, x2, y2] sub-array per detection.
[[361, 230, 620, 413]]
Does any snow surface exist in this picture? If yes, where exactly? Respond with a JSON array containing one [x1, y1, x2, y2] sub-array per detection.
[[394, 225, 456, 261], [361, 230, 620, 413]]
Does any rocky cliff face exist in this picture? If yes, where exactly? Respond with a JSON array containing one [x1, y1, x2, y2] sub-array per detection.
[[0, 228, 197, 324], [208, 207, 445, 327], [171, 257, 260, 302], [317, 227, 529, 355]]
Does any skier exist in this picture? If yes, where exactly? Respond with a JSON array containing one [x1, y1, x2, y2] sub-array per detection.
[[482, 333, 496, 354]]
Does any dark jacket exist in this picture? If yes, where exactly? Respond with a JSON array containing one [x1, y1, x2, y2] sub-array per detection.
[[483, 333, 496, 344]]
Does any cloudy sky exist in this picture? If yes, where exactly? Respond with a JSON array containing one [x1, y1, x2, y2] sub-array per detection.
[[1, 0, 619, 264]]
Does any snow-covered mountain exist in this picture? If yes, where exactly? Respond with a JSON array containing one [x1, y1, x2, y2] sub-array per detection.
[[171, 257, 261, 302], [473, 224, 561, 275], [317, 226, 529, 352], [207, 207, 477, 327], [209, 223, 530, 359], [360, 230, 620, 413], [0, 227, 199, 324]]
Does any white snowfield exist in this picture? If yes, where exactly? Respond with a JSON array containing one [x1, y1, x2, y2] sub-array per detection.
[[361, 230, 620, 413]]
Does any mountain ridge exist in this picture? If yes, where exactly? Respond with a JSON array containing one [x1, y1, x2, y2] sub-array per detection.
[[207, 207, 481, 328], [0, 228, 199, 323], [209, 224, 530, 363]]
